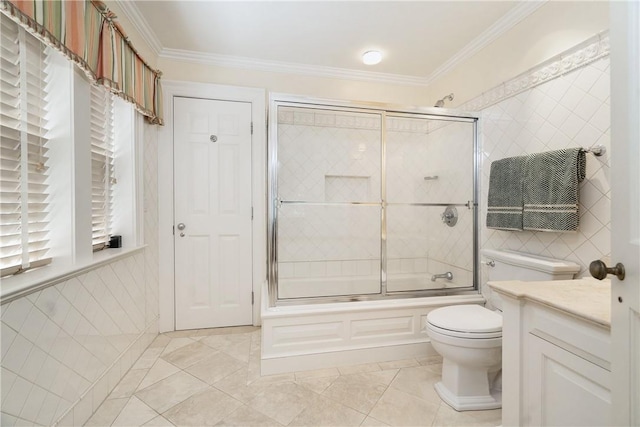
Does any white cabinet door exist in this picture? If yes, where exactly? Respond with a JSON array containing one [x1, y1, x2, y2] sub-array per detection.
[[527, 335, 611, 426], [173, 96, 253, 330], [610, 2, 640, 424]]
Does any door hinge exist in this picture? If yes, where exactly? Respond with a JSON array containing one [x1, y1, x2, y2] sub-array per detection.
[[250, 122, 253, 135], [251, 291, 254, 305], [251, 207, 254, 220]]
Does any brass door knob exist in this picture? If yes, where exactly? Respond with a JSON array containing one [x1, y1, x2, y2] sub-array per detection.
[[589, 260, 625, 281]]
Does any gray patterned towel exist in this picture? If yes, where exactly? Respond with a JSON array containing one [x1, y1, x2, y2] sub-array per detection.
[[486, 156, 525, 230], [523, 148, 586, 232]]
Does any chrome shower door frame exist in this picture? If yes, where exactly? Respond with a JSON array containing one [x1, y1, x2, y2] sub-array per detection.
[[268, 94, 480, 307]]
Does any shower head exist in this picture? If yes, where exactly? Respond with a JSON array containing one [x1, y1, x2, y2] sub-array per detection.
[[434, 93, 454, 108]]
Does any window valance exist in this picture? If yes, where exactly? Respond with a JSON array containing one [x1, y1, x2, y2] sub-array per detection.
[[0, 0, 163, 125]]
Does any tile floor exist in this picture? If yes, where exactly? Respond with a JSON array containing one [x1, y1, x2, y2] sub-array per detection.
[[88, 327, 501, 426]]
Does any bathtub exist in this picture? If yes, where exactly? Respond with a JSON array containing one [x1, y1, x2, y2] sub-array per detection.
[[260, 281, 485, 375]]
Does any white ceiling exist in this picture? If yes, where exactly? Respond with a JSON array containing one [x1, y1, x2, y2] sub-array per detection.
[[123, 1, 544, 84]]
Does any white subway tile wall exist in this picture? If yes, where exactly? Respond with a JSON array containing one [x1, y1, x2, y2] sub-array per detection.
[[0, 123, 160, 426], [479, 57, 611, 294]]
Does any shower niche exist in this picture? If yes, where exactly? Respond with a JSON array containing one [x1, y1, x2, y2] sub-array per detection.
[[269, 99, 478, 304]]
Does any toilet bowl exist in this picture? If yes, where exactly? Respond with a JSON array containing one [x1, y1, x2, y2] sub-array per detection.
[[426, 249, 581, 412], [427, 304, 503, 411]]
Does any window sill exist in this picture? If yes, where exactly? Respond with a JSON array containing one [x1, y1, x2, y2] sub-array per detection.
[[0, 246, 147, 305]]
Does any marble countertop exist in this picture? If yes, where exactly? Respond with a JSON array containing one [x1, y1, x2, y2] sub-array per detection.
[[488, 278, 611, 328]]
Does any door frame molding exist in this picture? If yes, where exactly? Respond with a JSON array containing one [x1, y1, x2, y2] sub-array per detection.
[[157, 80, 267, 332]]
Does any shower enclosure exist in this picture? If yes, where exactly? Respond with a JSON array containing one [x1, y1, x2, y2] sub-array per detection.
[[268, 97, 479, 305]]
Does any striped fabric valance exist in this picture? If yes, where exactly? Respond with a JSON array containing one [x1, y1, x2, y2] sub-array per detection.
[[0, 0, 163, 125]]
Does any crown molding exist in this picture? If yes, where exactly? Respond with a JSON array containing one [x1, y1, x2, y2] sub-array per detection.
[[116, 0, 546, 88], [113, 0, 163, 56], [426, 0, 547, 84], [160, 48, 430, 87]]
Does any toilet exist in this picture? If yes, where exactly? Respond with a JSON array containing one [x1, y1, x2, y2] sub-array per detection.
[[426, 249, 580, 411]]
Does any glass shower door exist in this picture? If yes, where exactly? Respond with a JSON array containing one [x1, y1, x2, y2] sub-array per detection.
[[385, 116, 476, 292], [275, 106, 383, 299]]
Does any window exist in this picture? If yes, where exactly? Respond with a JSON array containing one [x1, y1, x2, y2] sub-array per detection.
[[90, 84, 115, 251], [0, 16, 52, 277], [0, 13, 142, 289]]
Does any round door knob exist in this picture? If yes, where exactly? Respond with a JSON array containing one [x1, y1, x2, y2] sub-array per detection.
[[589, 260, 625, 281], [177, 223, 186, 230]]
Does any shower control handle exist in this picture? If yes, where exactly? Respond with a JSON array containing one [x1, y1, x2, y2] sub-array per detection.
[[440, 206, 458, 227]]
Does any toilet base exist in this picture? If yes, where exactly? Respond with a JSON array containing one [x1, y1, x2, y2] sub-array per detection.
[[435, 381, 502, 411]]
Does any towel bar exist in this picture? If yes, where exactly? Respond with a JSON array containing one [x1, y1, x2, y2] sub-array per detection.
[[585, 144, 606, 156]]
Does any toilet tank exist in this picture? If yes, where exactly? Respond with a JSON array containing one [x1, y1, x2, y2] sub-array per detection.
[[482, 249, 580, 281]]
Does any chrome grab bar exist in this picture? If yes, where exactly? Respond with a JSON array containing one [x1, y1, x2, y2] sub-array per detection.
[[431, 271, 453, 282]]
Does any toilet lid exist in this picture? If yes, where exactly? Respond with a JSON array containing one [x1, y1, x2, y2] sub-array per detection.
[[427, 305, 502, 334]]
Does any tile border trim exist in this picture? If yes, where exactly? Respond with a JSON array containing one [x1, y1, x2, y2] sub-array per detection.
[[462, 30, 610, 111]]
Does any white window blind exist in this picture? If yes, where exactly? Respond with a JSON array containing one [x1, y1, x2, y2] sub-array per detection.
[[90, 84, 115, 250], [0, 16, 52, 277]]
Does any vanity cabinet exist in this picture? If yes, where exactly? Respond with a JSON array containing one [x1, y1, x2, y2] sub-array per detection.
[[527, 334, 610, 426], [489, 279, 611, 427]]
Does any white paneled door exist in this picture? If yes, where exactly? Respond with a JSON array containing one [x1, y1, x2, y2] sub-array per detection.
[[173, 97, 253, 330], [610, 2, 640, 425]]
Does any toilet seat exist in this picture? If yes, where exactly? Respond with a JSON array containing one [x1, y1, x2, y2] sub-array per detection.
[[427, 305, 502, 339]]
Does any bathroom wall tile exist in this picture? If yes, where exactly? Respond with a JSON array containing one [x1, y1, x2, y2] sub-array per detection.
[[1, 322, 17, 360], [480, 57, 611, 282], [0, 124, 160, 425]]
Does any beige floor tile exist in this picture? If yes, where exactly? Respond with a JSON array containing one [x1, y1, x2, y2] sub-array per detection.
[[93, 326, 479, 427], [222, 340, 252, 362], [111, 396, 159, 427], [417, 355, 443, 366], [289, 395, 366, 426], [135, 371, 209, 413], [161, 341, 219, 369], [142, 415, 175, 426], [369, 387, 439, 427], [296, 375, 339, 394], [350, 369, 400, 386], [216, 405, 282, 427], [200, 332, 251, 349], [246, 353, 264, 383], [163, 388, 243, 426], [321, 374, 388, 414], [360, 415, 389, 426], [134, 347, 164, 370], [164, 329, 201, 339], [213, 369, 276, 404], [110, 369, 148, 399], [248, 371, 295, 386], [432, 403, 502, 426], [160, 337, 197, 356], [338, 363, 381, 375], [423, 363, 443, 375], [199, 334, 252, 363], [185, 351, 246, 385], [148, 335, 171, 349], [137, 359, 181, 391], [227, 325, 261, 334], [215, 405, 282, 426], [195, 328, 234, 337], [378, 358, 420, 370], [85, 398, 128, 426], [247, 382, 318, 426], [294, 368, 341, 380], [389, 366, 441, 403]]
